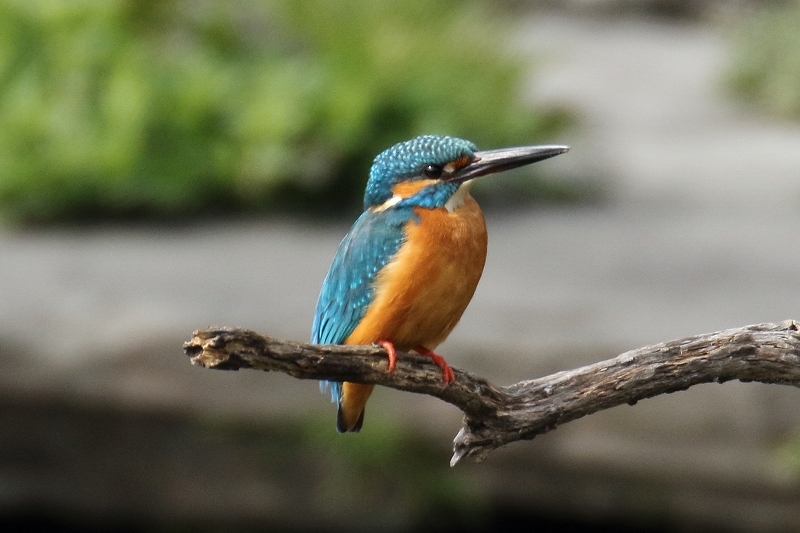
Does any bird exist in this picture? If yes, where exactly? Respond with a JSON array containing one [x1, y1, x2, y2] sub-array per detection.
[[312, 134, 568, 432]]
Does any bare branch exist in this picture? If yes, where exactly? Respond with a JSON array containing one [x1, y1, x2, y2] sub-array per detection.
[[184, 320, 800, 466]]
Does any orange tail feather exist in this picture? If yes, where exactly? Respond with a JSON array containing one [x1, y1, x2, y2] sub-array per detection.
[[337, 382, 375, 433]]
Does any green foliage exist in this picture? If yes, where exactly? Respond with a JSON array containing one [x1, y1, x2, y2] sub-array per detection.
[[302, 414, 486, 528], [773, 431, 800, 485], [0, 0, 569, 223], [193, 412, 487, 530], [728, 1, 800, 119]]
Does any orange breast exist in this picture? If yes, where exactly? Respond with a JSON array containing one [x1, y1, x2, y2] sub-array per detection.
[[344, 194, 487, 350]]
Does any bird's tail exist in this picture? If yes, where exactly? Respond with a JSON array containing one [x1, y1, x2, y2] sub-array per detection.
[[336, 382, 374, 433]]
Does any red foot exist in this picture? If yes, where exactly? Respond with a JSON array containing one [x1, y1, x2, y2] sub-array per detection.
[[377, 340, 397, 372], [414, 346, 455, 384]]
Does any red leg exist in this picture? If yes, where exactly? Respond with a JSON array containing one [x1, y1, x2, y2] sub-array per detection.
[[414, 346, 455, 384], [377, 340, 397, 372]]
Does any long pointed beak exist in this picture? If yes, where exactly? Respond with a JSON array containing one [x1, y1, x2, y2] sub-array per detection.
[[450, 144, 569, 182]]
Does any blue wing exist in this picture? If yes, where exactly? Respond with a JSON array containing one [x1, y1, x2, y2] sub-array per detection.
[[312, 207, 416, 402]]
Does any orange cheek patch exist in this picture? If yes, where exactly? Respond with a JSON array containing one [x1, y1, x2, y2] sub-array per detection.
[[453, 155, 472, 170], [391, 179, 439, 198], [444, 156, 473, 174]]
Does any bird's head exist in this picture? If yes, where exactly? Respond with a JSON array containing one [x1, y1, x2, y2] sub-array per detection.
[[363, 134, 568, 212]]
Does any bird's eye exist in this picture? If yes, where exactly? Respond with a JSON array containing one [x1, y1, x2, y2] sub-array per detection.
[[423, 164, 443, 178]]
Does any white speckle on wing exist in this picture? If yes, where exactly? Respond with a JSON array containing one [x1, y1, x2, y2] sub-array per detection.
[[371, 195, 402, 213]]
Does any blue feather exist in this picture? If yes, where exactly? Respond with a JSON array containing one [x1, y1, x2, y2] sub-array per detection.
[[313, 134, 478, 406], [364, 135, 477, 209], [312, 206, 419, 403]]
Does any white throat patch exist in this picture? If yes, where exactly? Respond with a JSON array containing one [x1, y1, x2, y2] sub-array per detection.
[[444, 180, 474, 213]]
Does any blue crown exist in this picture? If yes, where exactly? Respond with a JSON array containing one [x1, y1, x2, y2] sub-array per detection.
[[363, 135, 477, 209]]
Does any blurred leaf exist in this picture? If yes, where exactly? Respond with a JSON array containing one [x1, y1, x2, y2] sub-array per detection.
[[0, 0, 571, 224], [728, 1, 800, 119], [301, 414, 486, 527]]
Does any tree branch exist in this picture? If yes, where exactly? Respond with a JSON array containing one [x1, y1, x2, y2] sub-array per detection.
[[184, 320, 800, 466]]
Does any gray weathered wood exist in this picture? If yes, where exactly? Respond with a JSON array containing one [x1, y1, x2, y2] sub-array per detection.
[[184, 320, 800, 466]]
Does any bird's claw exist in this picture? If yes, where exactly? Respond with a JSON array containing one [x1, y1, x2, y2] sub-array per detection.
[[415, 346, 455, 384], [377, 340, 397, 372], [376, 342, 455, 384]]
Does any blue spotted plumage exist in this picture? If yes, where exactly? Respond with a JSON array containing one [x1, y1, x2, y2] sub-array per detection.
[[311, 134, 569, 432], [313, 207, 416, 402], [363, 135, 477, 209], [314, 135, 478, 408]]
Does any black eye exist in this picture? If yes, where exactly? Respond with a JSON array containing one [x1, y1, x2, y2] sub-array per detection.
[[423, 164, 443, 178]]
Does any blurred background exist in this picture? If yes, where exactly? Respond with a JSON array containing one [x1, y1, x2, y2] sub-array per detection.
[[2, 0, 800, 531]]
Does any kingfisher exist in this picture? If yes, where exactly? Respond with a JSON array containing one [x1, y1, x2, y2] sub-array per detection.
[[312, 134, 568, 432]]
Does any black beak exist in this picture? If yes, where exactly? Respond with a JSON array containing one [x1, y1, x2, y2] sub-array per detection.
[[450, 144, 569, 182]]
